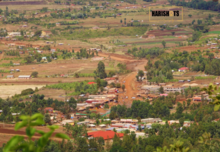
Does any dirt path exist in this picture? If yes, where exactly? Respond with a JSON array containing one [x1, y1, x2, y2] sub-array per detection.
[[118, 60, 148, 106]]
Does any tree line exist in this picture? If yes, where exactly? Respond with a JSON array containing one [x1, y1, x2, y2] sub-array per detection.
[[168, 0, 220, 12]]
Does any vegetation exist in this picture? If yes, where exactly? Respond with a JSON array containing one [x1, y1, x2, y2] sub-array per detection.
[[128, 47, 164, 59], [46, 80, 107, 95], [94, 61, 107, 79], [3, 113, 70, 152], [169, 0, 220, 12]]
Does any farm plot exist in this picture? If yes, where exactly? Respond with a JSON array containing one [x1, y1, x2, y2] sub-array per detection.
[[0, 59, 103, 78], [0, 85, 45, 99], [144, 29, 192, 37]]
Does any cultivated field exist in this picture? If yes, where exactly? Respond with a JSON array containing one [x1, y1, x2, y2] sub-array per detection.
[[0, 85, 45, 99]]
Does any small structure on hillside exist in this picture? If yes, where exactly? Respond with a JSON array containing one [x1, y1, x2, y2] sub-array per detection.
[[13, 63, 20, 66], [147, 34, 155, 39], [18, 75, 31, 79], [92, 26, 100, 30], [178, 67, 189, 72], [56, 23, 60, 26], [7, 75, 14, 79]]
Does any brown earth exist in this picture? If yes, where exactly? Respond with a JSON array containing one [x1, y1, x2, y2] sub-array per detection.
[[0, 1, 46, 5]]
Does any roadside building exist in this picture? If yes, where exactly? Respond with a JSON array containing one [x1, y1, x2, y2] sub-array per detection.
[[7, 75, 14, 79], [141, 118, 162, 123], [164, 85, 185, 93], [41, 31, 52, 37], [8, 32, 21, 37], [141, 85, 160, 93], [13, 63, 20, 66], [61, 120, 74, 125], [18, 75, 31, 79]]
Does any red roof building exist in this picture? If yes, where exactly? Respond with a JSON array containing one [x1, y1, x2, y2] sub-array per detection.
[[44, 107, 54, 113], [178, 67, 189, 72], [87, 131, 124, 140], [160, 94, 168, 97], [88, 82, 96, 85], [193, 97, 201, 101]]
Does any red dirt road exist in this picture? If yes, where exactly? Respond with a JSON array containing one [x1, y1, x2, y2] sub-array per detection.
[[118, 60, 147, 106]]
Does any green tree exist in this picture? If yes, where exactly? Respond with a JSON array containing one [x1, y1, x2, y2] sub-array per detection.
[[187, 99, 191, 108], [69, 97, 77, 111], [74, 73, 79, 78], [166, 72, 173, 79], [24, 56, 33, 64], [146, 145, 155, 152], [96, 119, 100, 126], [104, 104, 109, 109], [188, 14, 192, 18], [171, 32, 175, 36], [162, 41, 166, 48], [176, 103, 183, 119], [31, 71, 38, 78], [95, 61, 107, 79], [202, 83, 220, 111], [122, 84, 125, 92], [170, 141, 189, 152], [179, 117, 185, 126], [138, 70, 144, 81], [97, 78, 101, 89], [37, 56, 42, 62], [183, 101, 186, 110], [159, 86, 164, 94], [44, 113, 51, 124], [34, 30, 42, 36]]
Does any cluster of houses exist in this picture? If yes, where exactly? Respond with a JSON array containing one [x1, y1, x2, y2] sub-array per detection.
[[207, 37, 220, 49], [57, 115, 196, 141], [141, 83, 185, 95], [77, 93, 117, 111]]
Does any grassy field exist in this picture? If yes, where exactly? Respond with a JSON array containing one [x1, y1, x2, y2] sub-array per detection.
[[195, 76, 217, 80], [207, 31, 220, 34]]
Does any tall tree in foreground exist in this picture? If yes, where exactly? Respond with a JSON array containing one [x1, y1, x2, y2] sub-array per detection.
[[202, 83, 220, 111], [3, 113, 70, 152]]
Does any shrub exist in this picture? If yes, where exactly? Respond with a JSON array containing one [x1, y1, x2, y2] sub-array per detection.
[[31, 71, 38, 78], [21, 88, 34, 96]]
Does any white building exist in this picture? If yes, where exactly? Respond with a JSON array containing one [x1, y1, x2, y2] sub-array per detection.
[[8, 32, 21, 37], [18, 75, 31, 79]]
